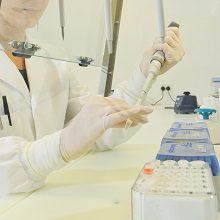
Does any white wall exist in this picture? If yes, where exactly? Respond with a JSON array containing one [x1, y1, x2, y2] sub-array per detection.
[[28, 0, 105, 66], [113, 0, 220, 105], [29, 0, 220, 104]]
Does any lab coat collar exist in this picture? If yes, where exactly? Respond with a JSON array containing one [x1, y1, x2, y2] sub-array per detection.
[[25, 54, 48, 101], [0, 50, 30, 102], [0, 36, 49, 103]]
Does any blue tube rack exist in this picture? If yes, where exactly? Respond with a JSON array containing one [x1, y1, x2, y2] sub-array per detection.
[[156, 140, 220, 176], [156, 122, 220, 176]]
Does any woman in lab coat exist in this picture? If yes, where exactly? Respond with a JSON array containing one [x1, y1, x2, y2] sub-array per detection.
[[0, 0, 185, 194]]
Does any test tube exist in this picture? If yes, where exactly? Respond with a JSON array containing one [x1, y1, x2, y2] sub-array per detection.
[[59, 0, 65, 40]]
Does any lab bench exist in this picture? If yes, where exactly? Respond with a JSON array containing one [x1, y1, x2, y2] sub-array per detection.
[[0, 106, 219, 220]]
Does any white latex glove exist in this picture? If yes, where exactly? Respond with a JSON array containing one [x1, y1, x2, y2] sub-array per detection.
[[139, 27, 185, 76], [60, 96, 153, 162]]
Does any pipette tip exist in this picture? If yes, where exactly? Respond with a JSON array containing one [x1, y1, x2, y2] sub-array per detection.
[[124, 119, 133, 129], [61, 27, 65, 40]]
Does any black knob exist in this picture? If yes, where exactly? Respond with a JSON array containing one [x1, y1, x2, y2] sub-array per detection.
[[183, 91, 190, 96]]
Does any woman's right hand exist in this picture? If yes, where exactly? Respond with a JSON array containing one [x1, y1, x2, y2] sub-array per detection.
[[139, 27, 185, 76]]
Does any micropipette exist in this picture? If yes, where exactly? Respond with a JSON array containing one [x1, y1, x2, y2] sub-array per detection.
[[133, 21, 179, 107], [104, 0, 113, 54], [125, 0, 179, 129], [59, 0, 65, 40]]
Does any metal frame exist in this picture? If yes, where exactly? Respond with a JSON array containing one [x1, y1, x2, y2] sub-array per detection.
[[98, 0, 123, 96]]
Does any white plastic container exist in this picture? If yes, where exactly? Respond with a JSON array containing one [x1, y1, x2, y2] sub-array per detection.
[[132, 160, 218, 220]]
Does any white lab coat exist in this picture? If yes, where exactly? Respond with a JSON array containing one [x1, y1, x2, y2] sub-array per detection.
[[0, 43, 149, 194]]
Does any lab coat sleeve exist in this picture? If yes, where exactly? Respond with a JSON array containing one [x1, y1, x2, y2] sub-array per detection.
[[0, 131, 66, 194], [112, 66, 151, 105], [94, 66, 153, 151]]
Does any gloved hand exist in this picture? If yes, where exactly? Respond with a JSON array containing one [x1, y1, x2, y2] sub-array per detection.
[[139, 27, 185, 76], [60, 96, 153, 162]]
